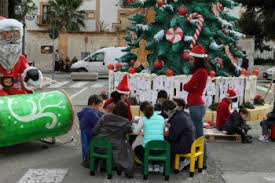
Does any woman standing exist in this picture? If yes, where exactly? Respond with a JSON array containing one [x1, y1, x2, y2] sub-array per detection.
[[183, 45, 211, 169]]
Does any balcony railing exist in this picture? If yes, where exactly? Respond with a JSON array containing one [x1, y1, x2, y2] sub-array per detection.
[[36, 15, 49, 26]]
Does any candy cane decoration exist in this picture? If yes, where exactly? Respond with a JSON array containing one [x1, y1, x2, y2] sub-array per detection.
[[187, 12, 204, 49]]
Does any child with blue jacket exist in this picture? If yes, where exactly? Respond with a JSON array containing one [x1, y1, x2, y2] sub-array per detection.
[[77, 95, 103, 166]]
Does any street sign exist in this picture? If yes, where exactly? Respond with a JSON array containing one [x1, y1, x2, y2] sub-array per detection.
[[49, 31, 59, 40]]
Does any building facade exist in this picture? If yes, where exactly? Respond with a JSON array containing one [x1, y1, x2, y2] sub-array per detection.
[[0, 0, 8, 17], [25, 0, 137, 71]]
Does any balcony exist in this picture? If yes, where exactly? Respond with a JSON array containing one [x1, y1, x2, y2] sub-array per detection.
[[36, 15, 49, 26]]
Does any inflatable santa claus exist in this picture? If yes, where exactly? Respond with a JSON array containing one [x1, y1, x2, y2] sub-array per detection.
[[0, 17, 42, 96]]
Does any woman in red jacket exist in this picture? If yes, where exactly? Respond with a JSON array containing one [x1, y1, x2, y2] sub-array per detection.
[[183, 45, 211, 169]]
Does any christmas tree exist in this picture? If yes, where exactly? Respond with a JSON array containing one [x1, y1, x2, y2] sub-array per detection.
[[118, 0, 246, 77]]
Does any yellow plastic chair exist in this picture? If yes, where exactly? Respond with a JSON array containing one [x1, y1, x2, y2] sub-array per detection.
[[174, 136, 204, 177]]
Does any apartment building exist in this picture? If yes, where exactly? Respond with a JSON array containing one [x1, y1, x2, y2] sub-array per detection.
[[25, 0, 137, 70]]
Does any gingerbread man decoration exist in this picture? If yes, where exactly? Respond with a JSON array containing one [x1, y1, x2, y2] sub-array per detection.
[[131, 39, 153, 69], [146, 8, 156, 24]]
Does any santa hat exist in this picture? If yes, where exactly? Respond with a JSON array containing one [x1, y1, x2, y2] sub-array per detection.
[[0, 16, 23, 40], [116, 75, 130, 95], [189, 45, 208, 58], [227, 88, 237, 99]]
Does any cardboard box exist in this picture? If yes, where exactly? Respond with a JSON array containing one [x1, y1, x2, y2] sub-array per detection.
[[131, 105, 141, 117], [204, 111, 217, 124]]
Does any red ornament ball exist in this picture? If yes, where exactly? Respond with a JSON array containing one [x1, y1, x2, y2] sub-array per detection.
[[241, 69, 248, 76], [210, 71, 216, 78], [139, 8, 145, 14], [223, 29, 229, 35], [166, 69, 174, 77], [157, 0, 165, 7], [115, 63, 122, 70], [178, 7, 188, 16], [216, 58, 224, 69], [217, 2, 223, 11], [128, 67, 136, 74], [154, 59, 163, 70], [252, 68, 260, 76], [182, 50, 190, 60], [130, 59, 136, 65], [107, 64, 114, 70]]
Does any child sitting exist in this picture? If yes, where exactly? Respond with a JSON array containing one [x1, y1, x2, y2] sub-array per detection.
[[173, 98, 186, 111], [163, 100, 195, 171], [222, 108, 252, 143], [216, 89, 238, 130], [259, 103, 275, 142], [154, 90, 169, 119], [92, 102, 134, 178], [77, 95, 103, 166], [134, 101, 165, 173], [103, 75, 133, 121]]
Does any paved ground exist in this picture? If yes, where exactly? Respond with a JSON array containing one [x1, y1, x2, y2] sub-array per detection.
[[0, 73, 275, 183]]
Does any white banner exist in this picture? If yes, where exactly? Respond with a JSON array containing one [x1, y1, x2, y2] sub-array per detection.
[[109, 72, 257, 107]]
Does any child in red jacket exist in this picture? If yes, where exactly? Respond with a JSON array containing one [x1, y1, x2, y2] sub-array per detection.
[[216, 89, 238, 130], [103, 75, 133, 121]]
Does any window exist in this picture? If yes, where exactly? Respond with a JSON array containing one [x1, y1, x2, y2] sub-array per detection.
[[86, 53, 105, 62], [42, 5, 50, 24], [37, 3, 50, 25]]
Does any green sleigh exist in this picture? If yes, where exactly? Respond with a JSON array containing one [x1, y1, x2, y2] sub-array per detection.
[[0, 90, 74, 147]]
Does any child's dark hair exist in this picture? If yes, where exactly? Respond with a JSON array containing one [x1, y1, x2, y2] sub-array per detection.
[[163, 100, 177, 111], [239, 108, 248, 115], [111, 91, 122, 103], [140, 101, 154, 119], [113, 101, 129, 119], [157, 90, 168, 99], [88, 95, 102, 106], [173, 98, 186, 109]]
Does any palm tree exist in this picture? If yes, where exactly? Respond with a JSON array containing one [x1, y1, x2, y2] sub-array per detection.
[[48, 0, 86, 33]]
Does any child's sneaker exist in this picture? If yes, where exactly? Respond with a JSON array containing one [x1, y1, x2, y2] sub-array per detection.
[[179, 159, 190, 171], [149, 164, 154, 172], [259, 135, 270, 142], [153, 164, 160, 173]]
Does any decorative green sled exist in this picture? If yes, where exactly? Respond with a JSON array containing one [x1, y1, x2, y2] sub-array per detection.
[[0, 90, 74, 147]]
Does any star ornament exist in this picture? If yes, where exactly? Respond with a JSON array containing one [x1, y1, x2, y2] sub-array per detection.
[[131, 39, 153, 69]]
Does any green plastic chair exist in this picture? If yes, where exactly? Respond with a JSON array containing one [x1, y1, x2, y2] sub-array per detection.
[[143, 140, 171, 181], [89, 137, 113, 179]]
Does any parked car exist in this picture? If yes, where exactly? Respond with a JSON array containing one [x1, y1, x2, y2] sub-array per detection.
[[70, 47, 127, 74], [263, 67, 275, 80]]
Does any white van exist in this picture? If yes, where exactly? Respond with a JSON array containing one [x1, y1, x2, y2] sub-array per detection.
[[71, 47, 127, 74]]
